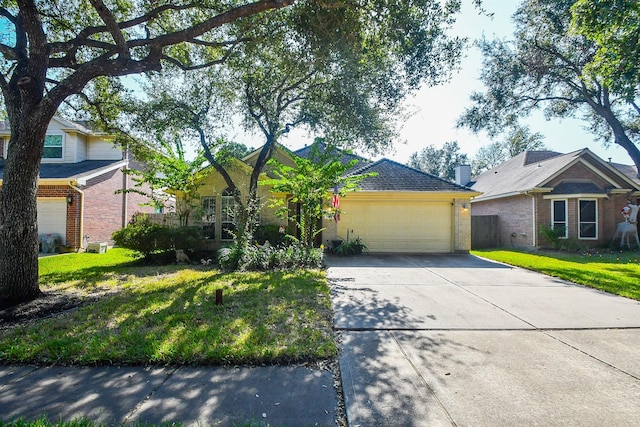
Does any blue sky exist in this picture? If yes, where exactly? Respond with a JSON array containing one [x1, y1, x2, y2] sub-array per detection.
[[279, 0, 633, 166]]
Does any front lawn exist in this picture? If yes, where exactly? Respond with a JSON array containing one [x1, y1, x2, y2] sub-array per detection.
[[0, 249, 336, 366], [472, 249, 640, 301]]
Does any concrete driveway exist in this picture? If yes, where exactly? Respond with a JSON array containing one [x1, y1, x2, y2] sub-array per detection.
[[327, 254, 640, 426]]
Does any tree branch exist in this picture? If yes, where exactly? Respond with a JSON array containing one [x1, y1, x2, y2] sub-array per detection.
[[88, 0, 130, 59], [49, 3, 197, 55], [43, 0, 296, 112], [0, 43, 17, 60]]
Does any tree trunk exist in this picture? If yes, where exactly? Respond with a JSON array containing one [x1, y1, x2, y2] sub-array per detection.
[[612, 129, 640, 178], [0, 114, 51, 305], [590, 92, 640, 177]]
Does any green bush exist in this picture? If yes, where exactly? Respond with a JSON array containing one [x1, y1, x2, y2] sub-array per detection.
[[254, 224, 291, 245], [218, 238, 322, 271], [334, 237, 368, 256], [539, 224, 565, 250], [112, 214, 202, 258]]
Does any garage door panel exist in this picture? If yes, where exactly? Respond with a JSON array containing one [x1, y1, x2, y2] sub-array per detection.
[[37, 199, 67, 244], [338, 199, 452, 253]]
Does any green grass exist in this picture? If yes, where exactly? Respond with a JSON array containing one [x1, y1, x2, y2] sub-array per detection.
[[472, 249, 640, 301], [1, 249, 336, 366]]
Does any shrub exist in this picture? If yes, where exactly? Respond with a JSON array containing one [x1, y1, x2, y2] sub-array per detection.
[[112, 215, 202, 258], [254, 224, 291, 246], [217, 238, 322, 271], [334, 237, 368, 256], [539, 224, 565, 250]]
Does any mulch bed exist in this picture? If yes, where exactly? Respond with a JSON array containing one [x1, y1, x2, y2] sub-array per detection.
[[0, 291, 105, 329]]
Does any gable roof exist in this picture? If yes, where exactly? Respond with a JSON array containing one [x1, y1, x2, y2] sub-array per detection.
[[294, 142, 371, 174], [0, 116, 104, 136], [611, 162, 640, 185], [348, 158, 477, 193], [294, 141, 476, 193], [0, 160, 127, 185], [471, 148, 640, 201]]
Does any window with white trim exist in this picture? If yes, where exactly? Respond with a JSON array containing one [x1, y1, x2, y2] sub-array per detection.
[[578, 199, 597, 239], [551, 199, 568, 238], [221, 188, 237, 240], [201, 196, 216, 239], [43, 135, 63, 159]]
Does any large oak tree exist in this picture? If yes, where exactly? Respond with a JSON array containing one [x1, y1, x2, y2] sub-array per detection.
[[457, 0, 640, 175], [0, 0, 299, 305], [0, 0, 469, 305]]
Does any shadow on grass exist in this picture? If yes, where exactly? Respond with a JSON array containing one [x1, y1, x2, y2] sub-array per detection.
[[4, 268, 335, 366]]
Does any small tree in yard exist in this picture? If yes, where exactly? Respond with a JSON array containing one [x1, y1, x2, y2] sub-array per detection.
[[263, 142, 374, 248], [120, 143, 210, 227]]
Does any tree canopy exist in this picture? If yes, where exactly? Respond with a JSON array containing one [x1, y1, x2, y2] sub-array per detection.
[[473, 125, 546, 174], [457, 0, 640, 176], [407, 141, 469, 181], [121, 1, 467, 245], [571, 0, 640, 101]]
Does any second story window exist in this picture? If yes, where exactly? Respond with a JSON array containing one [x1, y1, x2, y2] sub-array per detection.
[[43, 135, 63, 159]]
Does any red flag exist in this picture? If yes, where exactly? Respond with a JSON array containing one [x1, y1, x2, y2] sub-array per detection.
[[332, 194, 340, 222]]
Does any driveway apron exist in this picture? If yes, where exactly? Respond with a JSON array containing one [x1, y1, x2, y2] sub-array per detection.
[[327, 254, 640, 426]]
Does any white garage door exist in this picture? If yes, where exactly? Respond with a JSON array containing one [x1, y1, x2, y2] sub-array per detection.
[[37, 199, 67, 244], [337, 199, 452, 253]]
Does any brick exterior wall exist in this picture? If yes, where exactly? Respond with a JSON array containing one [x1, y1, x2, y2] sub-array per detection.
[[472, 195, 534, 248], [472, 159, 639, 249], [83, 167, 155, 245], [546, 162, 609, 188]]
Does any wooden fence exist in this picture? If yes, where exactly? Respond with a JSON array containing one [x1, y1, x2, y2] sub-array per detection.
[[471, 215, 498, 249]]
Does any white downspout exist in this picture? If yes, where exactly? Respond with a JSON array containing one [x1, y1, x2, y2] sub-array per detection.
[[70, 184, 85, 249], [529, 192, 536, 247]]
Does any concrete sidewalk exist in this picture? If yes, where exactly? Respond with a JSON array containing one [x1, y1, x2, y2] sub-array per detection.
[[0, 364, 337, 426], [328, 254, 640, 427]]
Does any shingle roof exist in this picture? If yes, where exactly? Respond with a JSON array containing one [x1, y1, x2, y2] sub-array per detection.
[[294, 142, 475, 192], [0, 160, 125, 180], [471, 148, 640, 201], [523, 151, 563, 165], [472, 149, 584, 200], [612, 162, 640, 185], [348, 158, 476, 192]]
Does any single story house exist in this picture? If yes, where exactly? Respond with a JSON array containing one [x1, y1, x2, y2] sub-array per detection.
[[191, 142, 480, 253], [0, 116, 156, 251], [464, 149, 640, 249]]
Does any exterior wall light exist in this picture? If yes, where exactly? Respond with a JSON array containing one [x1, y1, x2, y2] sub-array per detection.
[[67, 194, 73, 205], [462, 203, 469, 210]]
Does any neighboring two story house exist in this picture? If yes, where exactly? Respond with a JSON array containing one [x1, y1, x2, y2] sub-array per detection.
[[0, 116, 156, 251], [465, 149, 640, 249]]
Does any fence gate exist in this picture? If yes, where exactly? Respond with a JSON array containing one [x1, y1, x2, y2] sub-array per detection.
[[471, 215, 498, 249]]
